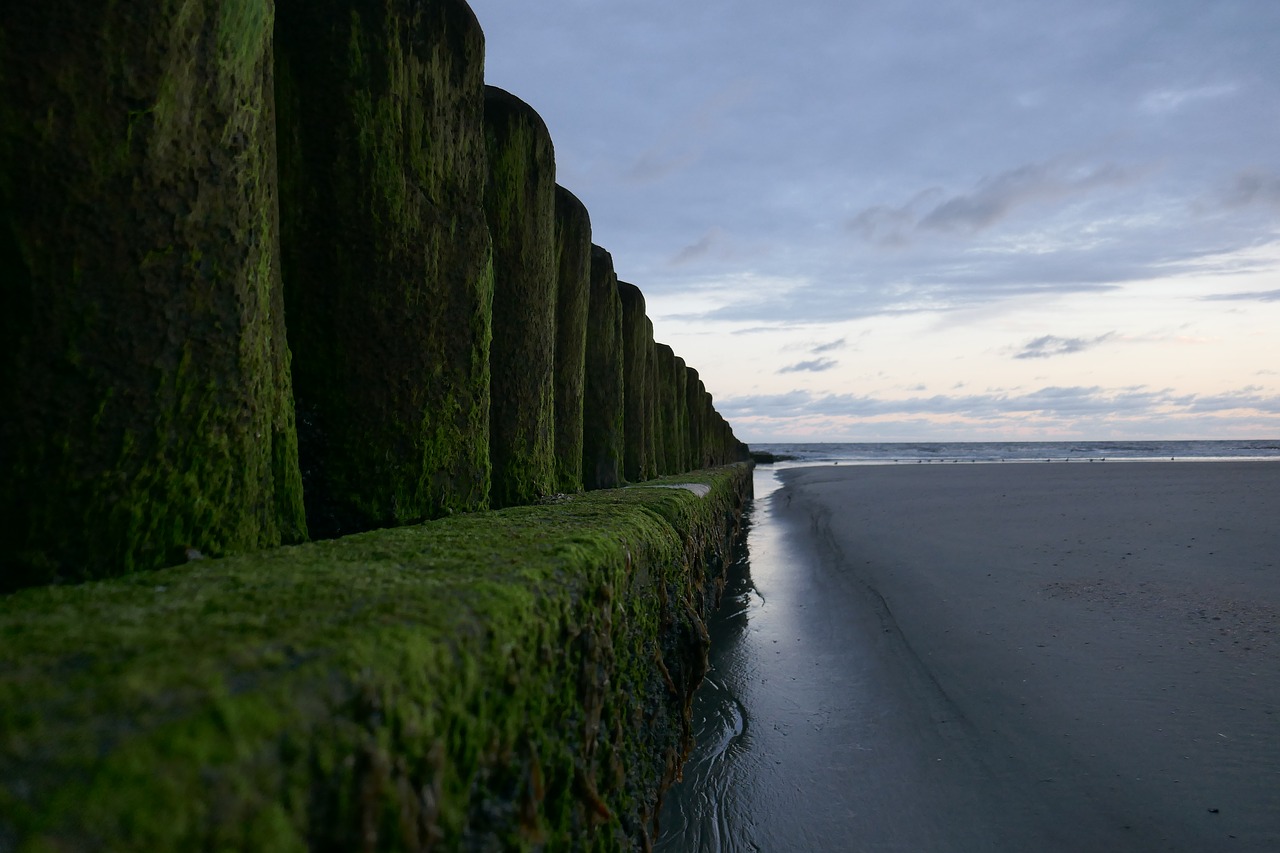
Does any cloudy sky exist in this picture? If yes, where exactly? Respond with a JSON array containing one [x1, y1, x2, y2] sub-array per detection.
[[468, 0, 1280, 442]]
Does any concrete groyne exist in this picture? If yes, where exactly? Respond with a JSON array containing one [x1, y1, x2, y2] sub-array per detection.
[[1, 0, 750, 848]]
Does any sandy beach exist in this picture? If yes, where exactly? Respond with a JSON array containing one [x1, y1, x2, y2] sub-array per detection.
[[659, 462, 1280, 852]]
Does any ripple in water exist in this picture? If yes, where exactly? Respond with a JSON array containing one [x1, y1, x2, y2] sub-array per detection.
[[657, 468, 775, 853]]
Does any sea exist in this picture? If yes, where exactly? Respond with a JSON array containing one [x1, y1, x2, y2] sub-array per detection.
[[747, 439, 1280, 467]]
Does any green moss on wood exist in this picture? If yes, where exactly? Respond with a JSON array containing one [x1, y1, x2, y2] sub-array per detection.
[[274, 0, 493, 537], [644, 322, 660, 481], [672, 355, 690, 472], [0, 0, 306, 592], [583, 246, 625, 491], [553, 186, 591, 495], [617, 282, 649, 484], [483, 86, 559, 509], [654, 344, 677, 475], [0, 465, 752, 850], [702, 389, 719, 466], [686, 372, 706, 469]]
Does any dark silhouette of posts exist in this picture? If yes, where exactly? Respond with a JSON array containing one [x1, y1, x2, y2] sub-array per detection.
[[553, 186, 591, 494], [275, 0, 492, 536], [583, 246, 625, 489], [1, 0, 307, 589], [484, 86, 557, 507]]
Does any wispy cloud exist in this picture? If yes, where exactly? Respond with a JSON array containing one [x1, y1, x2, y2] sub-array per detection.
[[1013, 333, 1116, 359], [1139, 83, 1238, 115], [669, 226, 736, 266], [669, 230, 717, 266], [920, 163, 1132, 234], [809, 338, 846, 354], [1200, 288, 1280, 303], [847, 189, 943, 247], [720, 385, 1280, 422], [1221, 169, 1280, 212], [778, 358, 838, 374], [847, 158, 1138, 246]]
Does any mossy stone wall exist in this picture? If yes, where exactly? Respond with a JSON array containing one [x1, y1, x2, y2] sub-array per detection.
[[484, 86, 557, 508], [583, 245, 625, 491], [0, 464, 753, 850], [0, 0, 306, 591], [273, 0, 493, 538], [617, 281, 650, 483], [553, 185, 591, 494]]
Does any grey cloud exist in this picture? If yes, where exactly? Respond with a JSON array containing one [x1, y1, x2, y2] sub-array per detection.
[[918, 161, 1135, 234], [846, 159, 1138, 246], [778, 358, 838, 374], [1184, 388, 1280, 415], [1013, 333, 1116, 360], [692, 260, 1126, 325], [1139, 83, 1238, 115], [810, 338, 846, 354], [729, 325, 808, 335], [719, 385, 1280, 422], [1222, 170, 1280, 211], [1200, 288, 1280, 303], [846, 190, 942, 247], [675, 220, 1271, 326], [669, 227, 734, 267], [669, 231, 717, 266]]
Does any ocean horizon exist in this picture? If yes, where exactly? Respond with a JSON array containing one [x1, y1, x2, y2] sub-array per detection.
[[747, 439, 1280, 466]]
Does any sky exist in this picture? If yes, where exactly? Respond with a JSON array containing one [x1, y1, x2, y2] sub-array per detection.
[[467, 0, 1280, 443]]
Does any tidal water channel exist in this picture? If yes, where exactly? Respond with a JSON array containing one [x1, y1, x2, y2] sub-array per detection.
[[656, 462, 927, 853]]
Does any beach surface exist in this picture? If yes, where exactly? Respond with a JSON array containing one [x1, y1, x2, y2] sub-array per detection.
[[658, 462, 1280, 852]]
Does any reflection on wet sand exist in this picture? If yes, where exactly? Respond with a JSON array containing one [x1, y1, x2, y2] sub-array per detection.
[[656, 470, 767, 852], [658, 462, 1280, 853], [655, 464, 1052, 851]]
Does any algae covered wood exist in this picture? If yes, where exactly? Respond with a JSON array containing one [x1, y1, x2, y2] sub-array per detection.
[[274, 0, 493, 538], [671, 354, 690, 473], [553, 185, 591, 494], [484, 86, 558, 508], [644, 321, 661, 481], [654, 344, 679, 475], [0, 0, 306, 591], [618, 281, 650, 483], [583, 245, 625, 490], [703, 390, 722, 466], [0, 465, 752, 851], [691, 368, 711, 468]]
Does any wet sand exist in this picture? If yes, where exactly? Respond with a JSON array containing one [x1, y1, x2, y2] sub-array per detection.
[[658, 462, 1280, 852]]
